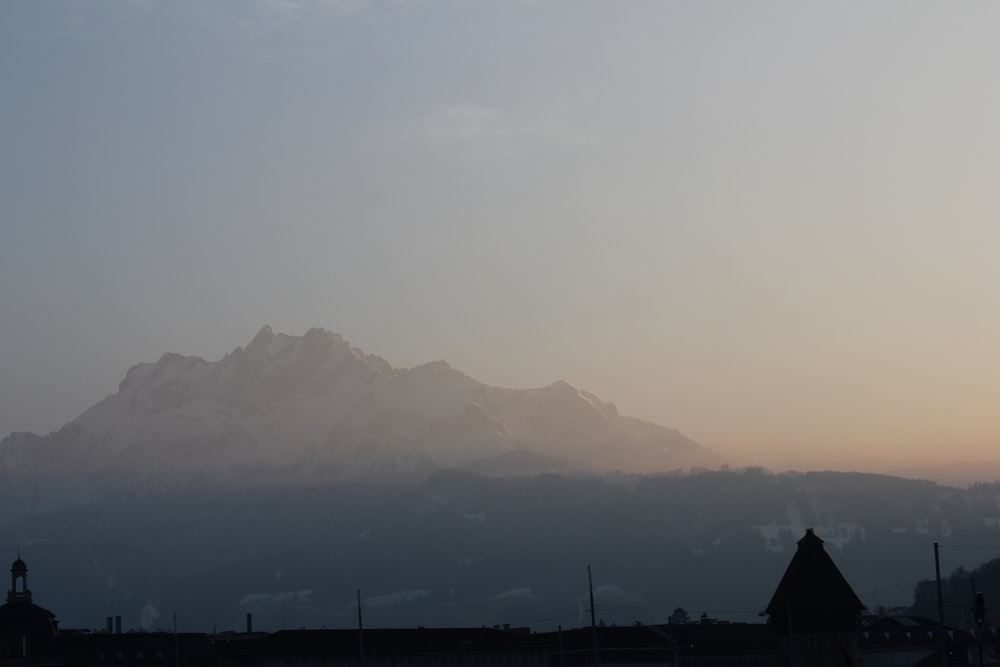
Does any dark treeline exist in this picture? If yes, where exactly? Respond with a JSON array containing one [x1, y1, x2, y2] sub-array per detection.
[[910, 552, 1000, 630], [4, 470, 1000, 632]]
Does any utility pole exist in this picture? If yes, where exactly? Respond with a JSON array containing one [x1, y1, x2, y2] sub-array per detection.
[[358, 589, 367, 667], [973, 586, 986, 667], [588, 565, 599, 667], [935, 542, 946, 667]]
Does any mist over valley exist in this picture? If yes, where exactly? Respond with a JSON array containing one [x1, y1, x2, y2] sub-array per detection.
[[2, 328, 999, 635]]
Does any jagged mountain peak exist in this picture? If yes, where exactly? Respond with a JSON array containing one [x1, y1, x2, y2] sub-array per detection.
[[405, 359, 477, 384], [118, 352, 207, 392], [250, 323, 274, 345], [413, 359, 453, 372], [545, 379, 574, 391], [0, 326, 723, 505], [240, 325, 351, 359]]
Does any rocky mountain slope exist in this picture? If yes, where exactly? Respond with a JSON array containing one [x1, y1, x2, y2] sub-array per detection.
[[0, 326, 719, 515]]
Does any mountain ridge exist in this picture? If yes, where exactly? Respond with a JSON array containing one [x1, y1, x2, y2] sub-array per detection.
[[0, 326, 721, 516], [6, 468, 998, 632]]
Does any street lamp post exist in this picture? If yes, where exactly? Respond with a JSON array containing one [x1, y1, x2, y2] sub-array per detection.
[[973, 591, 987, 667]]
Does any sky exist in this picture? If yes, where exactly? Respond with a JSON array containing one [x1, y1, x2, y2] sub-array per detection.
[[2, 0, 1000, 474]]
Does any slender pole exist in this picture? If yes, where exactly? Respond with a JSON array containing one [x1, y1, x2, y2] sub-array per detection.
[[358, 589, 367, 667], [588, 565, 598, 667], [971, 580, 982, 667], [934, 542, 946, 667]]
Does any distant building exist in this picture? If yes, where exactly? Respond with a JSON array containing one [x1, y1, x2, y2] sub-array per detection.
[[536, 623, 780, 667], [0, 542, 987, 667], [859, 616, 976, 666], [239, 627, 546, 667], [0, 555, 61, 665], [765, 528, 865, 666]]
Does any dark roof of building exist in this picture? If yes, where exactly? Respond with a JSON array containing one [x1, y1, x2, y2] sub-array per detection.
[[0, 599, 60, 644], [765, 528, 864, 616], [10, 557, 27, 574], [255, 627, 541, 656], [536, 624, 671, 648], [858, 618, 977, 667]]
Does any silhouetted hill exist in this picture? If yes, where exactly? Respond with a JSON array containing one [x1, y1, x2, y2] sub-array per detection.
[[886, 462, 1000, 488], [5, 470, 1000, 633]]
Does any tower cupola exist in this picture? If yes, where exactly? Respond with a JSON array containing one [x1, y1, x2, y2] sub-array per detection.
[[8, 555, 31, 603]]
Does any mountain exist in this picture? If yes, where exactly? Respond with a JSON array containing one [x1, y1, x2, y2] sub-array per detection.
[[0, 326, 720, 516], [5, 469, 999, 633], [886, 461, 1000, 487], [8, 327, 1000, 636]]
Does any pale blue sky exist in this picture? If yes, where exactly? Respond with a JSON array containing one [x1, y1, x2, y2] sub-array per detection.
[[3, 1, 1000, 471]]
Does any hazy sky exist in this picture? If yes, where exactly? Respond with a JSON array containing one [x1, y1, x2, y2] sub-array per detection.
[[3, 1, 999, 473]]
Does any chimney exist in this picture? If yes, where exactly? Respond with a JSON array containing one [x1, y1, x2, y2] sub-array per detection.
[[115, 616, 122, 634], [246, 613, 253, 634]]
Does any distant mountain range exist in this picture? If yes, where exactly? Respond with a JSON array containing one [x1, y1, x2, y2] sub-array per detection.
[[5, 468, 1000, 633], [885, 461, 1000, 488], [0, 326, 720, 518], [9, 328, 999, 636]]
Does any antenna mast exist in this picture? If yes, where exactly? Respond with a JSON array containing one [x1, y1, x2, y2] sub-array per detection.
[[358, 589, 366, 667], [588, 565, 598, 667]]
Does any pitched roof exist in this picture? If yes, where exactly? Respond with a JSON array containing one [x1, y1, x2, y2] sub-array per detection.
[[765, 528, 864, 616]]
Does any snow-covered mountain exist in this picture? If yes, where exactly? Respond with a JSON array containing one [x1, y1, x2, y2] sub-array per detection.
[[0, 326, 720, 504]]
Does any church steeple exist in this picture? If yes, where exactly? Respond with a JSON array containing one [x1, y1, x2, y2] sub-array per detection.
[[8, 553, 31, 604], [0, 553, 60, 655]]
